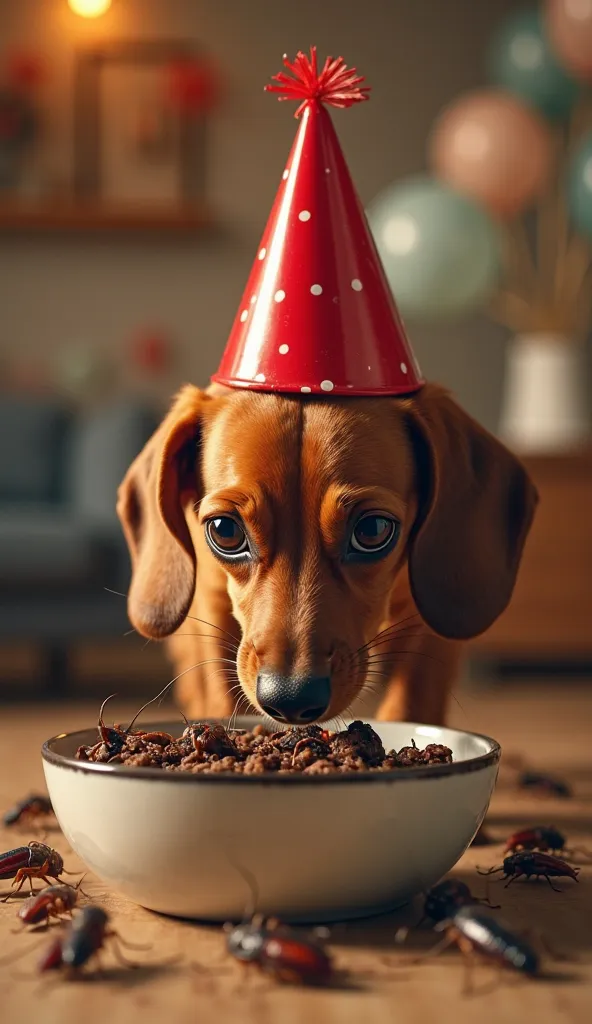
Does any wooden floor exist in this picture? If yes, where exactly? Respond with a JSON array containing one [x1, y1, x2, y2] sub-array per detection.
[[0, 681, 591, 1024]]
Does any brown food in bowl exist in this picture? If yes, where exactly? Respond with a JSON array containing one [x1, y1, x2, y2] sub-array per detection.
[[76, 720, 453, 775]]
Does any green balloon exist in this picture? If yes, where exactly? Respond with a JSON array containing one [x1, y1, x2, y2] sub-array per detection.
[[488, 8, 579, 121], [568, 132, 592, 240], [367, 176, 501, 322]]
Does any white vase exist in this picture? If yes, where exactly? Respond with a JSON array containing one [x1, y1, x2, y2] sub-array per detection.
[[499, 333, 590, 453]]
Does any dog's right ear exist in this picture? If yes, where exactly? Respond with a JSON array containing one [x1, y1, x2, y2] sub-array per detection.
[[117, 385, 206, 639]]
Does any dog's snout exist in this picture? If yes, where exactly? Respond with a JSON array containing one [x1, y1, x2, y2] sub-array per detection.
[[256, 672, 331, 724]]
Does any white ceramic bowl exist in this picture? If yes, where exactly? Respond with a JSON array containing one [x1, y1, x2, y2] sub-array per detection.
[[42, 717, 500, 923]]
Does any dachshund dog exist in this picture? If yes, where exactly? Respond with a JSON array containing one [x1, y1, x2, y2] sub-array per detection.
[[117, 381, 537, 726]]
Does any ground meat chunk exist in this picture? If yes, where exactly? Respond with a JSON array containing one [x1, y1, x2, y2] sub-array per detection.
[[422, 743, 453, 764], [395, 741, 425, 767], [331, 721, 386, 765], [123, 752, 159, 767], [304, 759, 339, 775], [270, 725, 327, 752], [243, 752, 283, 774], [291, 738, 332, 767], [77, 719, 453, 775]]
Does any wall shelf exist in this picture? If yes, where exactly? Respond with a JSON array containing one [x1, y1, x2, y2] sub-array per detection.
[[0, 202, 213, 235]]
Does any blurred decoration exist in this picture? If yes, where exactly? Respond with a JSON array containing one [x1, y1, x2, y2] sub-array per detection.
[[68, 0, 112, 18], [0, 49, 44, 191], [129, 330, 173, 376], [367, 176, 501, 321], [0, 89, 38, 190], [488, 7, 579, 120], [499, 331, 590, 451], [8, 357, 49, 395], [166, 57, 222, 115], [5, 51, 46, 92], [369, 0, 592, 454], [545, 0, 592, 82], [74, 43, 211, 216], [568, 131, 592, 237], [429, 90, 554, 218], [52, 345, 115, 402]]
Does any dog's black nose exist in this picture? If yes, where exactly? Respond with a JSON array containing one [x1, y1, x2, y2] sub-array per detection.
[[256, 672, 331, 724]]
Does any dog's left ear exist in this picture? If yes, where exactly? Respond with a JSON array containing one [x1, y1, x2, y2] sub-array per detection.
[[403, 384, 538, 640]]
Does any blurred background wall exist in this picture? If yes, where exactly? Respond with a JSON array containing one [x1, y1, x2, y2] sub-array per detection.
[[0, 0, 528, 433]]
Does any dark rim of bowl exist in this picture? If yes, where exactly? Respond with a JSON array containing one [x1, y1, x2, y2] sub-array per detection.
[[42, 721, 501, 785]]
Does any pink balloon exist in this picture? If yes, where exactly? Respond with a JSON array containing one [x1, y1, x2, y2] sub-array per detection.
[[429, 90, 554, 219], [546, 0, 592, 81]]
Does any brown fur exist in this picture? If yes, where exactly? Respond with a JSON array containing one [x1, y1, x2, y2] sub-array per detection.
[[117, 382, 538, 725]]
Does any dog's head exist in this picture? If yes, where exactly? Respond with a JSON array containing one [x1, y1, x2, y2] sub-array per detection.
[[117, 383, 537, 723]]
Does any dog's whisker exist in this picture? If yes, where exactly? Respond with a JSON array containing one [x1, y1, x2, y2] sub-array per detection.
[[358, 682, 382, 699], [171, 613, 241, 645], [352, 614, 422, 658], [365, 650, 444, 665], [105, 589, 242, 647], [168, 632, 239, 651], [209, 682, 243, 709], [126, 627, 239, 656], [227, 697, 241, 732], [350, 636, 425, 667], [125, 658, 238, 732], [360, 633, 428, 654], [228, 689, 251, 731], [230, 692, 253, 731]]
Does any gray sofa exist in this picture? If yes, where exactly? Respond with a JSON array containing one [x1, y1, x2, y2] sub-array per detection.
[[0, 393, 158, 692]]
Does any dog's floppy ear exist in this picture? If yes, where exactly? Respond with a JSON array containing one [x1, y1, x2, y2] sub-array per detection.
[[404, 384, 538, 640], [117, 385, 205, 639]]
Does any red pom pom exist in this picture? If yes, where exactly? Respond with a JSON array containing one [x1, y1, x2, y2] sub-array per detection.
[[265, 47, 370, 117]]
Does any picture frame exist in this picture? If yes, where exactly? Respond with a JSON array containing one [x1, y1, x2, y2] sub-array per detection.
[[73, 40, 208, 208]]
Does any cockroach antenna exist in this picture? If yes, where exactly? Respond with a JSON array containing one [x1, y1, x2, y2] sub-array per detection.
[[98, 693, 118, 734]]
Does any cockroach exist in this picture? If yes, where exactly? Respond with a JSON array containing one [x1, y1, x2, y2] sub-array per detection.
[[395, 878, 499, 943], [503, 826, 592, 861], [504, 826, 565, 855], [225, 916, 333, 985], [517, 771, 572, 799], [414, 906, 539, 993], [478, 851, 580, 891], [77, 694, 175, 764], [0, 842, 69, 899], [37, 905, 150, 975], [1, 905, 157, 978], [423, 879, 499, 924], [16, 879, 84, 929], [220, 859, 333, 986], [184, 723, 238, 759], [3, 794, 53, 829]]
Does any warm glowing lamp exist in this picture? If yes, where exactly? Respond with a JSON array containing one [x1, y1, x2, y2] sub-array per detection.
[[68, 0, 112, 17]]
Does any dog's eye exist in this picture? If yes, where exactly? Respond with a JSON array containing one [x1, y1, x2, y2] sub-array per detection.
[[206, 517, 248, 557], [350, 513, 399, 554]]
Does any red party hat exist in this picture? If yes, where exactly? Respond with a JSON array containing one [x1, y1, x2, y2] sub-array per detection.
[[212, 49, 424, 396]]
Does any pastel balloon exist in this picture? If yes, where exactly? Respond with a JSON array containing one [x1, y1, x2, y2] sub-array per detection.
[[367, 177, 501, 321], [488, 8, 579, 119], [568, 132, 592, 238], [545, 0, 592, 81], [430, 90, 554, 218]]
